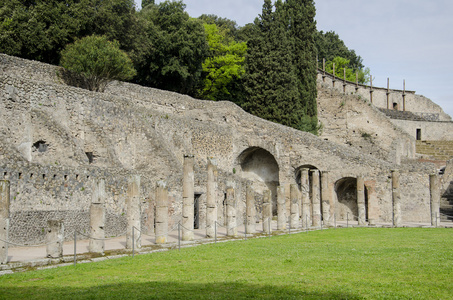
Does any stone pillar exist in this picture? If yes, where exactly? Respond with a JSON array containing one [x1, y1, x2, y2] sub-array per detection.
[[391, 170, 402, 227], [321, 171, 331, 226], [126, 175, 141, 249], [262, 190, 272, 234], [182, 155, 194, 241], [226, 185, 237, 237], [301, 168, 311, 228], [429, 174, 440, 227], [155, 181, 169, 244], [290, 184, 299, 229], [357, 176, 366, 225], [328, 180, 336, 227], [206, 157, 218, 238], [246, 183, 256, 234], [46, 220, 64, 258], [311, 170, 321, 227], [0, 180, 10, 264], [277, 186, 286, 230], [89, 179, 105, 254]]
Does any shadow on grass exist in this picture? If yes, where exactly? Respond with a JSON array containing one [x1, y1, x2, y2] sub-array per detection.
[[1, 281, 362, 299]]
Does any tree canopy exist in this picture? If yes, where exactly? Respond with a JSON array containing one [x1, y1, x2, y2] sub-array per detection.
[[197, 23, 247, 101], [242, 0, 318, 134], [0, 0, 369, 135], [315, 30, 364, 71], [134, 1, 208, 96], [0, 0, 142, 65], [60, 35, 136, 92], [325, 56, 371, 84]]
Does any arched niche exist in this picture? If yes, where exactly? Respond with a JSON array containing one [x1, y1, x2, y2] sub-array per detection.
[[237, 147, 279, 214], [335, 177, 368, 221]]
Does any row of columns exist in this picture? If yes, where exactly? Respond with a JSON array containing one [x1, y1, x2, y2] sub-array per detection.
[[0, 165, 443, 262]]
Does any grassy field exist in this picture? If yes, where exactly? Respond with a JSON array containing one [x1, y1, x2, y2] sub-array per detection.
[[0, 228, 452, 299]]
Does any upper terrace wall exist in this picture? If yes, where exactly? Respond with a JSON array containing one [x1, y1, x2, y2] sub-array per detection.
[[317, 83, 416, 163], [317, 70, 452, 122], [0, 54, 438, 242]]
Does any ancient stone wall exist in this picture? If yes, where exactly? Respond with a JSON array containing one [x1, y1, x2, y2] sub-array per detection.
[[0, 54, 440, 243], [389, 119, 453, 141], [317, 71, 452, 122], [317, 82, 415, 164]]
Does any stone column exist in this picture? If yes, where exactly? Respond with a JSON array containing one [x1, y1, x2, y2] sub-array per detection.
[[206, 157, 218, 238], [89, 179, 105, 254], [429, 174, 440, 227], [262, 190, 272, 234], [182, 155, 195, 241], [0, 180, 10, 264], [226, 185, 237, 237], [46, 220, 64, 258], [155, 181, 169, 244], [301, 168, 311, 228], [246, 183, 256, 234], [357, 176, 366, 225], [277, 186, 286, 230], [311, 170, 321, 227], [126, 175, 141, 249], [391, 170, 402, 227], [321, 171, 331, 226], [290, 184, 299, 229]]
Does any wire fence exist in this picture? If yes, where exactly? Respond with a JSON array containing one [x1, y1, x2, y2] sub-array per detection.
[[2, 211, 453, 265]]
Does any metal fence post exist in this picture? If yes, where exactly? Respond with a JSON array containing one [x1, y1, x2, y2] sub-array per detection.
[[436, 212, 439, 228], [132, 226, 135, 258], [334, 214, 336, 229], [73, 231, 77, 266], [245, 219, 247, 240], [178, 222, 181, 251], [268, 218, 271, 238], [347, 212, 349, 228], [215, 221, 217, 244]]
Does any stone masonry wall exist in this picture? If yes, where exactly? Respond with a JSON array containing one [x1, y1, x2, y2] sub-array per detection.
[[0, 54, 439, 243], [317, 71, 452, 122], [317, 82, 416, 164]]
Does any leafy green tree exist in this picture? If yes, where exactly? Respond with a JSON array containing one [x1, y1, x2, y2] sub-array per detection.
[[135, 1, 209, 95], [198, 23, 247, 101], [315, 30, 364, 71], [243, 0, 300, 129], [0, 0, 142, 65], [326, 56, 370, 84], [198, 14, 239, 43], [141, 0, 155, 9], [60, 35, 136, 92]]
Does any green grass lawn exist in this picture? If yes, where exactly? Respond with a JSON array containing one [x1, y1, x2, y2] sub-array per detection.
[[0, 228, 452, 299]]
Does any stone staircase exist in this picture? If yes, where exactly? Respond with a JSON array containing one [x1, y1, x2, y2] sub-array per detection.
[[377, 108, 427, 121], [416, 140, 453, 161]]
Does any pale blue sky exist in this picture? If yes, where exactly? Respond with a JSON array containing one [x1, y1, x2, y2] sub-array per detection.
[[135, 0, 453, 118]]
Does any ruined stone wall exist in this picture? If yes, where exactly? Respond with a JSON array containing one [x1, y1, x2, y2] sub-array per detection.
[[0, 54, 439, 243], [317, 82, 416, 164], [317, 72, 452, 122], [389, 119, 453, 141]]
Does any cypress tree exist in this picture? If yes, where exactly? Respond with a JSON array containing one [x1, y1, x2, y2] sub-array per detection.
[[285, 0, 318, 133], [243, 0, 299, 129]]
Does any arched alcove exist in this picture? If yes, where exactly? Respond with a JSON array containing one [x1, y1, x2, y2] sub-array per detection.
[[238, 147, 279, 214], [335, 177, 368, 221]]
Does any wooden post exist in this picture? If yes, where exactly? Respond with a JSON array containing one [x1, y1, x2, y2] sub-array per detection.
[[403, 80, 406, 111], [386, 78, 390, 109]]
